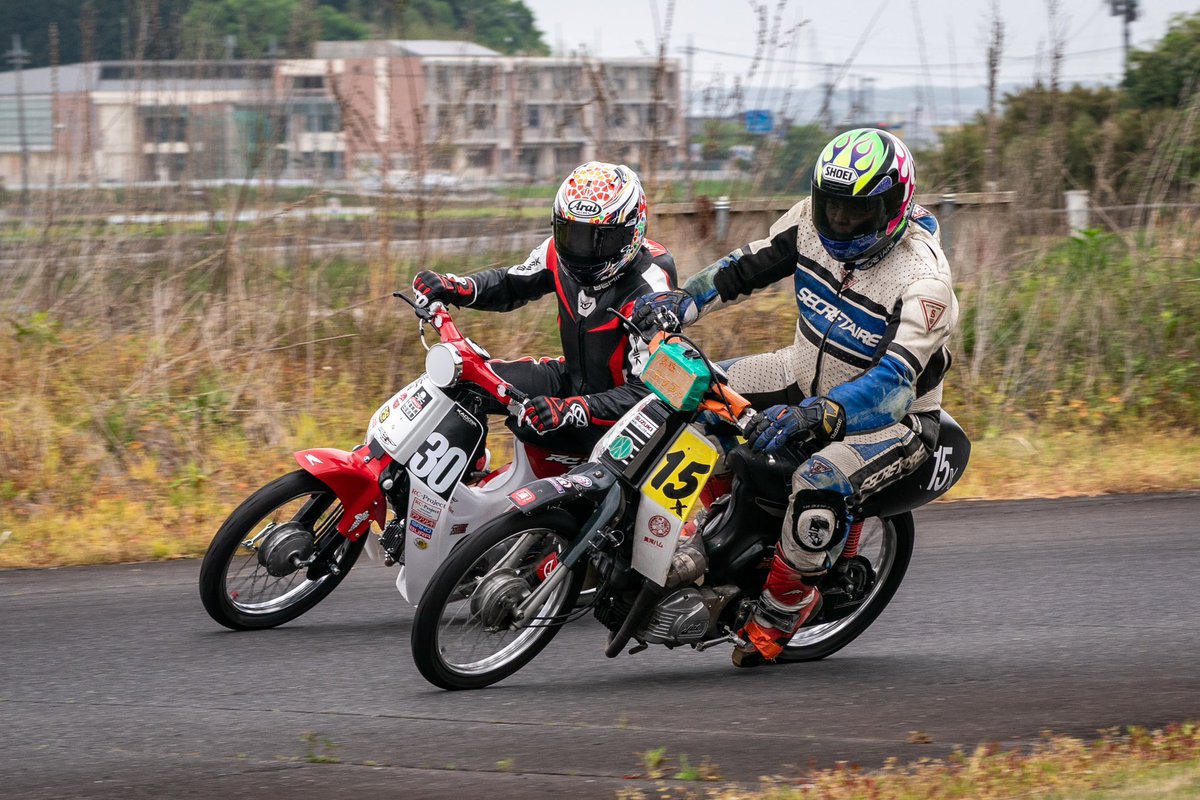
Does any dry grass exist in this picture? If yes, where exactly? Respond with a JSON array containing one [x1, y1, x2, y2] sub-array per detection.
[[617, 724, 1200, 799]]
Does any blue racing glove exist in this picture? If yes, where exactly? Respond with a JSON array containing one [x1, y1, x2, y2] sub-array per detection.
[[631, 290, 699, 335], [745, 398, 846, 454]]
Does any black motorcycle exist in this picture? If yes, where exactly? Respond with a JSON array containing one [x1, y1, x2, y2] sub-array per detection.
[[410, 319, 970, 690]]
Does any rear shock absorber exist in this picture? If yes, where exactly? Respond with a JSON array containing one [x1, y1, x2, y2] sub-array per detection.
[[842, 520, 864, 560]]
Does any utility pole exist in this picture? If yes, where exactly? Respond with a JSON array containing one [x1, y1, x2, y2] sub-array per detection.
[[817, 63, 834, 131], [1109, 0, 1139, 73], [5, 35, 31, 215], [685, 35, 694, 190]]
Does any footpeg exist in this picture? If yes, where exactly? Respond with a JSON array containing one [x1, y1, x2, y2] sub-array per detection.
[[695, 627, 747, 652]]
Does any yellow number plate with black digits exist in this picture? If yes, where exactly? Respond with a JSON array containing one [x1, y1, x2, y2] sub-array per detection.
[[641, 428, 719, 520]]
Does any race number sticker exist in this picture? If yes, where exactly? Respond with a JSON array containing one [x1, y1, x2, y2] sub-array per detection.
[[640, 428, 719, 520], [407, 407, 484, 500]]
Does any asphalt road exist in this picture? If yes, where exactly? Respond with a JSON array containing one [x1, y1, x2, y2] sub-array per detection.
[[2, 492, 1198, 799]]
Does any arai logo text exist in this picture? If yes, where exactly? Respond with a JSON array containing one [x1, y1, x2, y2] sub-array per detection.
[[567, 199, 603, 217]]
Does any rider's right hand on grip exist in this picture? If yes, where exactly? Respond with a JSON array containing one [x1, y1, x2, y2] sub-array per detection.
[[412, 270, 476, 308], [631, 290, 698, 336]]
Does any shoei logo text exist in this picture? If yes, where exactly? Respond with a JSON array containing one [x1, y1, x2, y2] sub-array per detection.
[[567, 199, 603, 217], [822, 164, 857, 184]]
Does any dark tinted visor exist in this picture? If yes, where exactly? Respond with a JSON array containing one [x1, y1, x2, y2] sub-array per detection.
[[812, 183, 904, 242], [553, 215, 636, 269]]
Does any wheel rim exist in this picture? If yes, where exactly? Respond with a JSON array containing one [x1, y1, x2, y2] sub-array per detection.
[[784, 516, 897, 649], [223, 488, 346, 616], [433, 527, 573, 676]]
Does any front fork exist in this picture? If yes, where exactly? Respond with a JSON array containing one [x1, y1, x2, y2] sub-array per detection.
[[510, 483, 624, 627]]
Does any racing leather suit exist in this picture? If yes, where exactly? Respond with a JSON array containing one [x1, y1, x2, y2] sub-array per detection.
[[465, 237, 677, 454], [685, 201, 956, 574]]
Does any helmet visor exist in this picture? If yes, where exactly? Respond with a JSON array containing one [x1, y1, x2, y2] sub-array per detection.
[[812, 183, 905, 243], [553, 216, 636, 270]]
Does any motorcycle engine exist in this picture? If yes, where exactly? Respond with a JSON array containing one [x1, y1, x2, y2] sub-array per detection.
[[636, 585, 740, 645]]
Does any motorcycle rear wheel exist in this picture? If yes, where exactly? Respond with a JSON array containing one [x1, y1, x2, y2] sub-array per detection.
[[199, 470, 366, 630], [777, 512, 914, 662], [411, 509, 585, 690]]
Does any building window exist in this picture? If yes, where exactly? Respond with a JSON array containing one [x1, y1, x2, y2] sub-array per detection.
[[467, 148, 492, 168], [527, 107, 540, 128], [294, 76, 324, 90], [144, 111, 188, 143], [472, 106, 491, 130]]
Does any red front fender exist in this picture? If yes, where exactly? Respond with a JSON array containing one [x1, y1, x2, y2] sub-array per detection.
[[294, 447, 391, 540]]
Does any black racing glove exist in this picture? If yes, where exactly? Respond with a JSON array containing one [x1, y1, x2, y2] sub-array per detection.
[[745, 397, 846, 454], [631, 290, 699, 335], [412, 270, 475, 307], [516, 396, 591, 434]]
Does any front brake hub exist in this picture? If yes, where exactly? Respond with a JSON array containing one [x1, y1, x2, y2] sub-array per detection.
[[256, 523, 317, 577], [470, 568, 529, 629]]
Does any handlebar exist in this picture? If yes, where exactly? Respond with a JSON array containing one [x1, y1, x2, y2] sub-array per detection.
[[394, 291, 523, 408]]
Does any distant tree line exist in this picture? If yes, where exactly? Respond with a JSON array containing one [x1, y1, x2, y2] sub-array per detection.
[[921, 11, 1200, 205], [0, 0, 548, 68]]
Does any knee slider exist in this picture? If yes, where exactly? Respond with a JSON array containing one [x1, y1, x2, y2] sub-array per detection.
[[786, 489, 848, 554]]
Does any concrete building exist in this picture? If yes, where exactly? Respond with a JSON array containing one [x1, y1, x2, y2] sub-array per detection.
[[0, 41, 683, 188], [315, 40, 683, 182]]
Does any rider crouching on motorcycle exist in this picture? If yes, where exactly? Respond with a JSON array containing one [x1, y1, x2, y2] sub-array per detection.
[[633, 129, 957, 667], [413, 161, 677, 459]]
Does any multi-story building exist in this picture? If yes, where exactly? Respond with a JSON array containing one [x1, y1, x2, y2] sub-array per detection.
[[0, 41, 683, 187]]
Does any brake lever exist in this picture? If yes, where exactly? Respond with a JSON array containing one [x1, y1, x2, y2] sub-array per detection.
[[393, 291, 434, 322], [607, 307, 656, 343]]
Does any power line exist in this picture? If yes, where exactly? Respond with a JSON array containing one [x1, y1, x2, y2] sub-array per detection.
[[683, 43, 1127, 71]]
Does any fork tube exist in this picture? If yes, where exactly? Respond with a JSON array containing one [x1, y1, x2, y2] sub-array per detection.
[[512, 484, 622, 625]]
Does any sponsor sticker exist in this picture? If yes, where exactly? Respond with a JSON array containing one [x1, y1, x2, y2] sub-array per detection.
[[392, 398, 402, 409], [647, 514, 671, 538], [608, 435, 634, 460], [450, 523, 469, 536], [569, 474, 594, 488], [409, 519, 433, 539], [511, 487, 537, 507], [415, 539, 428, 550], [630, 413, 657, 438], [546, 453, 584, 465], [378, 406, 391, 424], [641, 534, 664, 550], [411, 511, 437, 529], [401, 388, 432, 421]]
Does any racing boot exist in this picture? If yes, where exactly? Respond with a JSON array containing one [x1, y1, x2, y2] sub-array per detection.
[[733, 548, 823, 668]]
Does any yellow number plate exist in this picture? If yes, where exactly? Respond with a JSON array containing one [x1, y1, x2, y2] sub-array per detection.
[[641, 428, 719, 519]]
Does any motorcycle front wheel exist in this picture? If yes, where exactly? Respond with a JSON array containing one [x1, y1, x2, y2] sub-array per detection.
[[411, 509, 585, 690], [778, 512, 914, 662], [199, 470, 366, 630]]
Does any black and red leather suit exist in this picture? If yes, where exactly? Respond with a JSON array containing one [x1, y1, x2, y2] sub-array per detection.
[[453, 237, 676, 454]]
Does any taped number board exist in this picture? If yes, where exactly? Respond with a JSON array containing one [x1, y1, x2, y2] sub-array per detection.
[[641, 428, 719, 520]]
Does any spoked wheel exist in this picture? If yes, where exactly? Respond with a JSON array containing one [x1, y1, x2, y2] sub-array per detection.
[[411, 509, 585, 690], [199, 470, 366, 630], [777, 512, 914, 662]]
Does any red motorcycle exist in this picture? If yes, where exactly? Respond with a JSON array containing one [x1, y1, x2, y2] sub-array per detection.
[[199, 295, 580, 630]]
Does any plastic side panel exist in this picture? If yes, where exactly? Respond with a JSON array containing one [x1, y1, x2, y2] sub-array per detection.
[[397, 436, 539, 604], [632, 496, 684, 587]]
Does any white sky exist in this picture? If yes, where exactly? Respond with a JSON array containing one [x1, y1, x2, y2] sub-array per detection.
[[523, 0, 1198, 91]]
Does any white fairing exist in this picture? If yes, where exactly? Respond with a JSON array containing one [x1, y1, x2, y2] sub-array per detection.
[[396, 443, 540, 603], [632, 495, 685, 586], [365, 376, 451, 463]]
